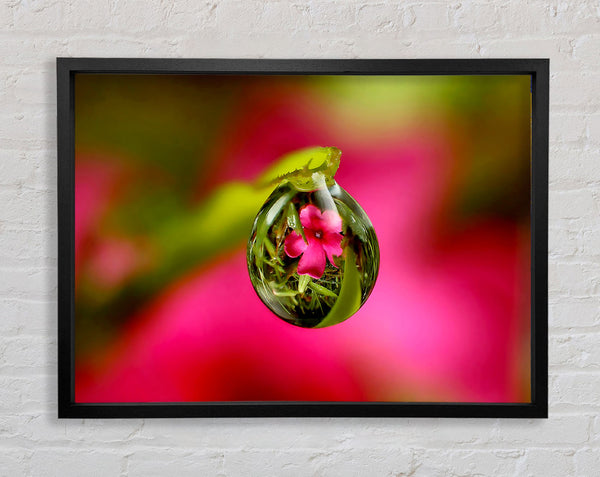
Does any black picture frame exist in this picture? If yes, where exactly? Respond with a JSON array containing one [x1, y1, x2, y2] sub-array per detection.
[[57, 58, 548, 419]]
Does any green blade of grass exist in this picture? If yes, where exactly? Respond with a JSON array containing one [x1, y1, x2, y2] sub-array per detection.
[[314, 249, 361, 328]]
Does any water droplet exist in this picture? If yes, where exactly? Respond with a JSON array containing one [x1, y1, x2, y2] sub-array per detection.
[[247, 153, 379, 328]]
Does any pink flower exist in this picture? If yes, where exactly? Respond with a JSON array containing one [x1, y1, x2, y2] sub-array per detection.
[[284, 204, 343, 279]]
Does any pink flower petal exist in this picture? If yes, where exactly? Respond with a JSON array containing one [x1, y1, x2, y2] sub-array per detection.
[[284, 231, 308, 258], [322, 209, 342, 234], [297, 234, 327, 279], [322, 232, 343, 267], [299, 204, 322, 230]]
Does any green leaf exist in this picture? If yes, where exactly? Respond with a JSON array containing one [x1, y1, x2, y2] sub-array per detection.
[[255, 146, 341, 191], [298, 274, 311, 294], [273, 290, 300, 298], [334, 199, 368, 242], [308, 281, 338, 298], [157, 182, 270, 271], [286, 201, 306, 241], [314, 248, 362, 328], [263, 236, 277, 258]]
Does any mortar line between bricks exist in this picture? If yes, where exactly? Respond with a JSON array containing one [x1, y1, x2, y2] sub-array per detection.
[[0, 442, 594, 450], [549, 327, 600, 334]]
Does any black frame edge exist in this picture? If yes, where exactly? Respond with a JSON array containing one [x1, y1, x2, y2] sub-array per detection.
[[531, 59, 549, 419], [57, 58, 76, 419], [57, 58, 549, 419]]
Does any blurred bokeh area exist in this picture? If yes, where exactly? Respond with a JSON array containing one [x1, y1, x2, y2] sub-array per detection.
[[75, 73, 531, 403]]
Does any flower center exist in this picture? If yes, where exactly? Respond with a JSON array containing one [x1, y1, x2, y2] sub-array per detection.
[[314, 231, 323, 239]]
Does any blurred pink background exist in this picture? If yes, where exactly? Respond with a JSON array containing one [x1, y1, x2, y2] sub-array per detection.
[[74, 74, 531, 402]]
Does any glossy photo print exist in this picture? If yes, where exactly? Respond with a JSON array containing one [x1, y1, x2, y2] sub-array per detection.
[[73, 73, 532, 405]]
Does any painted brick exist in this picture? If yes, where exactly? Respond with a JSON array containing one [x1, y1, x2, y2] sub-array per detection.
[[550, 146, 600, 186], [550, 189, 598, 220], [493, 415, 590, 445], [551, 113, 587, 144], [408, 3, 452, 31], [127, 449, 223, 476], [521, 449, 576, 476], [551, 373, 600, 408], [550, 332, 600, 369], [575, 448, 600, 477], [587, 113, 600, 145], [415, 449, 523, 477], [12, 0, 66, 32], [548, 262, 600, 298], [356, 4, 402, 33], [549, 299, 600, 328], [30, 450, 122, 477], [552, 71, 600, 107], [0, 449, 32, 477], [573, 34, 600, 66]]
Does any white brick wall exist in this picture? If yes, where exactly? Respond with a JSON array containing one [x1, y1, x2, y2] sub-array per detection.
[[0, 0, 598, 475]]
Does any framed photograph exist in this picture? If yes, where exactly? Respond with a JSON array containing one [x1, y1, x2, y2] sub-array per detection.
[[58, 58, 548, 418]]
